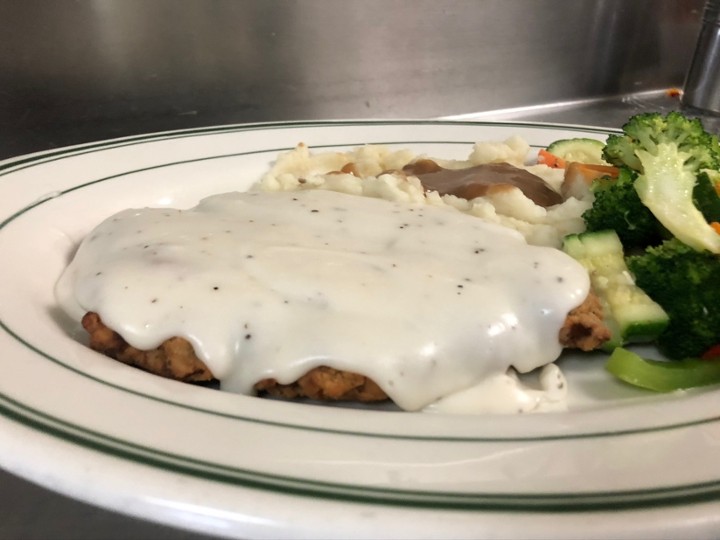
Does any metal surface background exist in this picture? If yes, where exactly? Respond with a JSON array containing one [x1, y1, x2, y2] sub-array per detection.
[[0, 1, 713, 539], [0, 0, 708, 160]]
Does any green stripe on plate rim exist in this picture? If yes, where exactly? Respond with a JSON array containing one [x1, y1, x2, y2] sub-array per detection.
[[2, 389, 720, 512], [3, 136, 720, 443], [0, 119, 620, 177]]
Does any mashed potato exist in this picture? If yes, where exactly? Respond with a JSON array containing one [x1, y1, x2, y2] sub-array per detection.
[[255, 137, 591, 247]]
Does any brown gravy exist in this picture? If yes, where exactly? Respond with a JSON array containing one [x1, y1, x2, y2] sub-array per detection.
[[403, 159, 563, 207]]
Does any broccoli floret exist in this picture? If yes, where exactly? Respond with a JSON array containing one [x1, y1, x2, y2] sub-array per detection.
[[626, 239, 720, 359], [581, 168, 665, 249], [600, 112, 720, 253], [695, 170, 720, 223], [603, 112, 720, 172]]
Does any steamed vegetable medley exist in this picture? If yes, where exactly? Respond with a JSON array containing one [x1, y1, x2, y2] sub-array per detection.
[[543, 112, 720, 393]]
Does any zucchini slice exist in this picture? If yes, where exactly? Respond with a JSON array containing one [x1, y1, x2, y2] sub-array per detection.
[[547, 138, 607, 165], [562, 230, 669, 349]]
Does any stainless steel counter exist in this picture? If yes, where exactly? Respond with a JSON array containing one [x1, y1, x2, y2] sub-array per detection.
[[1, 1, 717, 538], [0, 0, 711, 159]]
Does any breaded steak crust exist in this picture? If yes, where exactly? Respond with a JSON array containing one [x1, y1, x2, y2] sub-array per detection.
[[81, 311, 389, 401], [81, 291, 609, 403], [82, 312, 214, 382], [558, 290, 612, 351]]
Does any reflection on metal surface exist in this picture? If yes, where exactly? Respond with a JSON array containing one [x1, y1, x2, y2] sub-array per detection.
[[446, 89, 720, 134], [0, 0, 708, 158], [683, 0, 720, 113]]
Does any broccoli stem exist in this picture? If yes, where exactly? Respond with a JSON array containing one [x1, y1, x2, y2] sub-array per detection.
[[634, 143, 720, 254]]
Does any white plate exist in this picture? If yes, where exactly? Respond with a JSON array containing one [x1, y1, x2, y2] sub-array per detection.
[[1, 120, 720, 540]]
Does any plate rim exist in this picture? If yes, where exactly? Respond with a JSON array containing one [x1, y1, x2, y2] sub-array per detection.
[[1, 119, 718, 536]]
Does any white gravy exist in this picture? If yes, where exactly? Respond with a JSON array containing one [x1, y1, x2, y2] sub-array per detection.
[[56, 189, 589, 412]]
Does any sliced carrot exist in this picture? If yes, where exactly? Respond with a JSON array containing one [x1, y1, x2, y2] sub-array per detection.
[[569, 162, 619, 177], [561, 162, 620, 199], [538, 149, 566, 169], [712, 222, 720, 235]]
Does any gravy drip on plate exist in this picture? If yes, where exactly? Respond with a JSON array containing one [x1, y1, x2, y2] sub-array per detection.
[[56, 189, 589, 412]]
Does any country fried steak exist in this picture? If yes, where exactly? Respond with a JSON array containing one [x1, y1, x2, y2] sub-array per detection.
[[81, 311, 387, 401], [81, 291, 609, 403], [558, 290, 611, 352]]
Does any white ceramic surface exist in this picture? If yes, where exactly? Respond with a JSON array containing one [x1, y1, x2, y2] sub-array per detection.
[[1, 120, 719, 539]]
